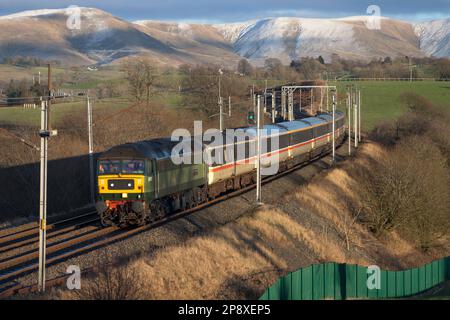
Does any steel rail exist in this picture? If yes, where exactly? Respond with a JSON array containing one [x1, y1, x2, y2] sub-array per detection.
[[0, 210, 97, 245], [0, 139, 349, 297], [0, 217, 100, 254]]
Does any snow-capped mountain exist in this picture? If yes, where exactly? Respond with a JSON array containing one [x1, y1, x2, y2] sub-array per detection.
[[0, 7, 447, 66], [214, 16, 434, 65], [0, 7, 239, 66], [414, 19, 450, 58]]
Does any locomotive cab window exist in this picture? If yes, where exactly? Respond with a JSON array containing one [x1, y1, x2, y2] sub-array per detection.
[[98, 160, 120, 175], [98, 160, 145, 175], [122, 160, 145, 174]]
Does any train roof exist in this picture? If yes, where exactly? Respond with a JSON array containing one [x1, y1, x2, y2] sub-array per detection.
[[244, 124, 286, 138], [301, 117, 327, 126], [99, 113, 343, 160], [275, 120, 311, 131], [99, 138, 179, 160]]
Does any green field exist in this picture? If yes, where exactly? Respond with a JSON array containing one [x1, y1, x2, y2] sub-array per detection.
[[0, 98, 131, 127], [332, 81, 450, 130], [1, 80, 449, 130]]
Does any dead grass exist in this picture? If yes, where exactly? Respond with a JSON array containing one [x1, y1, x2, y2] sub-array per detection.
[[54, 141, 449, 300]]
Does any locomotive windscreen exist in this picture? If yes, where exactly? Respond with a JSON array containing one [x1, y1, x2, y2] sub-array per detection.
[[98, 160, 145, 175]]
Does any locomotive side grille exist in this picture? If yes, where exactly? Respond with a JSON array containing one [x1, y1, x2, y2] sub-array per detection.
[[108, 179, 135, 190]]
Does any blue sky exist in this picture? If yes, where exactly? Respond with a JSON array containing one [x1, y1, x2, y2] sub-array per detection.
[[0, 0, 448, 22]]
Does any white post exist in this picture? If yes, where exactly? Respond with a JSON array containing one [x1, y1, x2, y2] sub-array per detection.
[[219, 97, 224, 132], [288, 89, 294, 121], [256, 95, 262, 204], [354, 100, 358, 148], [320, 87, 323, 112], [336, 88, 338, 110], [38, 100, 48, 293], [218, 71, 221, 102], [348, 92, 352, 156], [358, 90, 361, 142], [332, 93, 336, 163], [87, 96, 95, 204], [299, 89, 302, 113], [228, 96, 231, 117], [272, 92, 276, 123], [264, 79, 267, 112], [326, 87, 329, 112], [252, 84, 255, 113]]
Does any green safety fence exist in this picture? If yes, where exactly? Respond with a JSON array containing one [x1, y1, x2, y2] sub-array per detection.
[[260, 256, 450, 300]]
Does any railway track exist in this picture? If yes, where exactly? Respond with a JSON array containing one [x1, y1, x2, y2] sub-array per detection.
[[0, 209, 98, 244], [0, 141, 348, 298], [0, 210, 103, 285]]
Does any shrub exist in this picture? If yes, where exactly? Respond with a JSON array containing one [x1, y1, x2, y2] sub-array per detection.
[[75, 251, 144, 300], [356, 136, 450, 250]]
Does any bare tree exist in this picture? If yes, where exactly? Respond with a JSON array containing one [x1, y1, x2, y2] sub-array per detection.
[[182, 65, 250, 116], [355, 136, 450, 250], [74, 250, 144, 300], [123, 58, 158, 107], [237, 58, 253, 76]]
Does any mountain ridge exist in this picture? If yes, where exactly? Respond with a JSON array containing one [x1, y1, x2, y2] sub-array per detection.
[[0, 7, 447, 66]]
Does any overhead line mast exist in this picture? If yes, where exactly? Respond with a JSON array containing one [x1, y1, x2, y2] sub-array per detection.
[[38, 64, 57, 293]]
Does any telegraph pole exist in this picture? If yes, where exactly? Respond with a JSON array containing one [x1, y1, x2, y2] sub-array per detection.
[[219, 96, 224, 132], [409, 57, 413, 82], [256, 95, 262, 205], [358, 90, 362, 142], [218, 68, 224, 132], [288, 89, 294, 121], [271, 92, 276, 123], [87, 95, 95, 204], [326, 87, 329, 112], [354, 94, 358, 149], [38, 64, 57, 293], [47, 65, 52, 125], [332, 91, 336, 163], [299, 89, 302, 113], [264, 79, 267, 112], [348, 91, 352, 156], [38, 99, 48, 293], [352, 87, 356, 145], [252, 84, 255, 113], [218, 68, 222, 101]]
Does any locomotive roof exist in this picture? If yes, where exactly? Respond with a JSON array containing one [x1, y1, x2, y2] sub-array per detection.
[[99, 138, 179, 160]]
